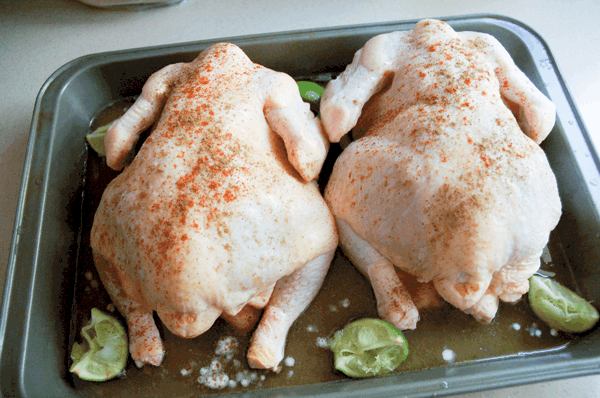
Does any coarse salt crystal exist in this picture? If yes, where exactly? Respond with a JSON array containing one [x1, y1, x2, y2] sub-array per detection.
[[181, 367, 193, 376], [210, 358, 223, 371], [215, 336, 239, 362], [316, 337, 329, 348], [526, 323, 541, 337], [551, 329, 558, 337], [340, 298, 350, 308], [511, 323, 521, 331], [198, 366, 229, 389], [442, 349, 456, 363], [204, 373, 229, 389], [284, 356, 295, 367], [329, 304, 338, 312], [306, 325, 318, 332], [287, 370, 294, 378]]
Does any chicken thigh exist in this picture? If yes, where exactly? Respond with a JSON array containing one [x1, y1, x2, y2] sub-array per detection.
[[321, 19, 561, 329], [90, 43, 338, 370]]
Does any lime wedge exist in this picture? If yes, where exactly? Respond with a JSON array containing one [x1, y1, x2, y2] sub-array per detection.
[[86, 121, 115, 156], [329, 318, 409, 378], [529, 275, 599, 333], [297, 81, 324, 102], [70, 308, 128, 381]]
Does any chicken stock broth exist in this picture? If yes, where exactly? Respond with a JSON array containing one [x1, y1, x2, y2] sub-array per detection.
[[70, 77, 577, 396]]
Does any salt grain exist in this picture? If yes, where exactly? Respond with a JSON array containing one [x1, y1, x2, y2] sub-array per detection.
[[442, 349, 456, 363], [287, 370, 294, 378], [234, 370, 259, 388], [316, 337, 329, 348], [215, 336, 239, 362], [198, 366, 229, 389], [284, 356, 295, 367], [551, 329, 558, 337], [329, 304, 338, 312], [180, 365, 193, 376], [511, 323, 521, 331], [306, 325, 318, 332], [210, 358, 223, 371], [526, 323, 541, 337], [340, 298, 350, 308]]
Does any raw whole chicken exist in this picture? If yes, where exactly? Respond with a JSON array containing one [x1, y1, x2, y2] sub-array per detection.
[[90, 43, 338, 370], [320, 19, 561, 329]]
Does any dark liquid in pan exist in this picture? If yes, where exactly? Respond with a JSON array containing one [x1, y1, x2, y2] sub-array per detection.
[[70, 93, 578, 397]]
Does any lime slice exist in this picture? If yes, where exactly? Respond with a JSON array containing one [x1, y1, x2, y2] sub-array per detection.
[[529, 275, 599, 333], [297, 81, 324, 103], [329, 318, 409, 378], [70, 308, 128, 381], [86, 121, 115, 156]]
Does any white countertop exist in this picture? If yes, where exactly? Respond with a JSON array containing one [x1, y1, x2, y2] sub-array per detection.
[[1, 0, 599, 396]]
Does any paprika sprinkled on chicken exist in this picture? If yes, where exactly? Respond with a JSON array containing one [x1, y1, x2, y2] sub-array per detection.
[[321, 19, 561, 329], [91, 43, 338, 371]]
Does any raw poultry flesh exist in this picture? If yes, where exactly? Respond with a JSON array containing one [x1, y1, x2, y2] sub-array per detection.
[[90, 43, 338, 370], [321, 19, 561, 329]]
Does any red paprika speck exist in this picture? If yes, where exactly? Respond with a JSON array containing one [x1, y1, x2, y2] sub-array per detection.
[[223, 189, 236, 202]]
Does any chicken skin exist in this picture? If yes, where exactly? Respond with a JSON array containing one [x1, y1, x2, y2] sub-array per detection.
[[90, 43, 338, 370], [321, 19, 561, 329]]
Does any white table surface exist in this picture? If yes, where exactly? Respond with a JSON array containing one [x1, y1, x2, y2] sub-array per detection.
[[1, 0, 599, 396]]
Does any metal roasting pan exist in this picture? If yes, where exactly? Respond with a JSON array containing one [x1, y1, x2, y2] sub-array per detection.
[[2, 14, 600, 398]]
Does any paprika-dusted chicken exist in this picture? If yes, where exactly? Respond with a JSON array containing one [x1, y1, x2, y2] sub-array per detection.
[[321, 19, 561, 329], [90, 43, 338, 371]]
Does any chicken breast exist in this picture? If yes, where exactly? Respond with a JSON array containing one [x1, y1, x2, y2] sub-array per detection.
[[321, 19, 561, 329], [90, 43, 338, 370]]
